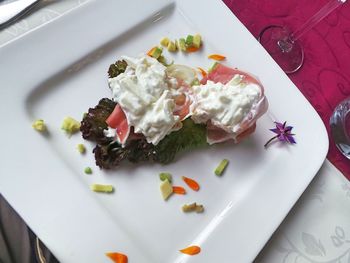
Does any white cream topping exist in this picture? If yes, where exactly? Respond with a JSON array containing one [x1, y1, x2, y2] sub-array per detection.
[[190, 74, 261, 134], [108, 55, 179, 145]]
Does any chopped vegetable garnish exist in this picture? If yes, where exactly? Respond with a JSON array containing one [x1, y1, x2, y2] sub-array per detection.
[[160, 37, 170, 47], [159, 172, 172, 183], [208, 54, 226, 61], [84, 167, 92, 174], [186, 46, 200, 53], [32, 119, 46, 132], [182, 176, 200, 191], [172, 186, 186, 195], [105, 252, 128, 263], [178, 38, 186, 51], [264, 121, 296, 148], [61, 116, 81, 134], [160, 179, 173, 200], [91, 184, 114, 193], [191, 79, 200, 86], [182, 202, 204, 213], [77, 144, 86, 154], [214, 159, 229, 176], [208, 62, 219, 73], [193, 34, 202, 49], [179, 245, 201, 255], [167, 41, 177, 52], [147, 46, 163, 59], [197, 67, 207, 78], [185, 35, 194, 46]]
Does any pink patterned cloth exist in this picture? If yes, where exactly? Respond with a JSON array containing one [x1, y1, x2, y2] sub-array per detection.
[[223, 0, 350, 179]]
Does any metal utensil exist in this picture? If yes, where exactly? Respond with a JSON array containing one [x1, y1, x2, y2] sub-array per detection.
[[0, 0, 41, 30]]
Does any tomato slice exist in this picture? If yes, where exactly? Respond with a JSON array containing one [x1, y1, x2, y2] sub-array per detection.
[[106, 104, 130, 144]]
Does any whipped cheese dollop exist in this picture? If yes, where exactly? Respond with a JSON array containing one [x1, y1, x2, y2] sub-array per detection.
[[191, 74, 261, 134], [108, 55, 179, 145]]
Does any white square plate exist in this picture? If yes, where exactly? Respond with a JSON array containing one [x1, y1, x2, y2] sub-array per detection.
[[0, 0, 328, 262]]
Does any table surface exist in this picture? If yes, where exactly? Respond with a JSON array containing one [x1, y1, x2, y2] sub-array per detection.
[[1, 0, 349, 262]]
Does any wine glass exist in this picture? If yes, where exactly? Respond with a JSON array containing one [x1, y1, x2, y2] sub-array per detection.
[[258, 0, 347, 74], [330, 98, 350, 159]]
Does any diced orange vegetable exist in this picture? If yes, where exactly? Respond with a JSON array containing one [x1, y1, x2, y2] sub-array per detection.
[[172, 186, 186, 195], [105, 252, 128, 263], [182, 176, 200, 191], [147, 47, 157, 56], [186, 46, 200, 53], [179, 245, 201, 255], [197, 67, 207, 78], [174, 94, 186, 106], [208, 54, 226, 61]]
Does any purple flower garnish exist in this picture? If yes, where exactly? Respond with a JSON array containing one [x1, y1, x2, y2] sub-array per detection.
[[264, 121, 296, 148]]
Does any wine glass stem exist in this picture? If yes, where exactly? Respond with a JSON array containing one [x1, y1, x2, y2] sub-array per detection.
[[291, 0, 346, 41]]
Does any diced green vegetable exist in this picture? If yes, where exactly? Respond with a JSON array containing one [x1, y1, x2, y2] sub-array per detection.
[[159, 172, 172, 183], [32, 119, 46, 132], [178, 38, 186, 51], [195, 205, 204, 213], [77, 144, 86, 154], [160, 37, 170, 47], [214, 159, 229, 176], [84, 167, 92, 174], [90, 184, 114, 193], [167, 41, 177, 52], [208, 62, 219, 73], [160, 180, 173, 200], [191, 79, 200, 86], [149, 46, 163, 59], [193, 34, 202, 48], [61, 116, 81, 134], [185, 35, 194, 47]]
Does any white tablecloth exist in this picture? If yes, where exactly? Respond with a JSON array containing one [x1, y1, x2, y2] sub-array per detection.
[[1, 1, 349, 262]]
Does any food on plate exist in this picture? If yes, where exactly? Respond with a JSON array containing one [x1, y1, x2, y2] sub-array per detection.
[[208, 53, 226, 61], [160, 34, 202, 53], [159, 172, 172, 183], [32, 119, 46, 132], [182, 202, 204, 213], [182, 176, 200, 191], [160, 179, 173, 200], [61, 116, 81, 134], [214, 159, 229, 176], [264, 121, 296, 148], [84, 167, 92, 174], [172, 186, 186, 195], [179, 245, 201, 255], [77, 143, 86, 154], [105, 252, 128, 263], [80, 52, 268, 169], [90, 184, 114, 193]]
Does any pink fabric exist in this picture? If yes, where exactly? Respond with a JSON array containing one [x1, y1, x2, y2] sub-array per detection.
[[223, 0, 350, 179]]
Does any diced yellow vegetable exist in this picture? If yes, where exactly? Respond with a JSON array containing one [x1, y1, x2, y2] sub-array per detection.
[[77, 144, 86, 154], [160, 37, 170, 47], [167, 41, 177, 52], [61, 116, 81, 134], [182, 202, 205, 213], [32, 119, 46, 132], [193, 34, 202, 48], [91, 184, 114, 193], [214, 159, 229, 176], [160, 180, 173, 200]]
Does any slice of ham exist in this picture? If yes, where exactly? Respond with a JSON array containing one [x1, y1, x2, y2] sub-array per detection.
[[106, 104, 130, 145], [202, 64, 268, 144]]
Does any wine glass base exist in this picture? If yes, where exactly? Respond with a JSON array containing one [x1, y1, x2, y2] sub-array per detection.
[[258, 25, 304, 74], [330, 98, 350, 159]]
